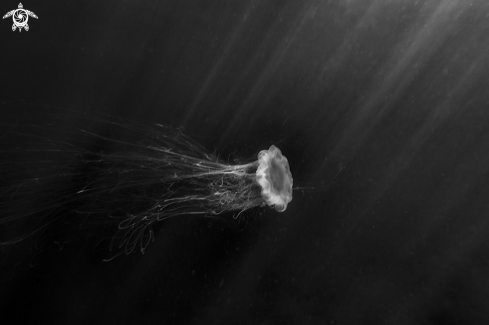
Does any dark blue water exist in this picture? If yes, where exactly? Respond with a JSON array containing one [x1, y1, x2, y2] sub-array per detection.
[[1, 0, 489, 324]]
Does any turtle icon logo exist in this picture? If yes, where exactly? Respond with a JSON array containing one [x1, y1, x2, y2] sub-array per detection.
[[3, 3, 37, 32]]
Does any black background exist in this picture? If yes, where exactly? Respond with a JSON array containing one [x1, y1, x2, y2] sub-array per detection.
[[2, 0, 489, 324]]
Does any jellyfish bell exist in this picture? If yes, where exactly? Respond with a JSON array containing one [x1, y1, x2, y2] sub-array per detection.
[[256, 145, 293, 212]]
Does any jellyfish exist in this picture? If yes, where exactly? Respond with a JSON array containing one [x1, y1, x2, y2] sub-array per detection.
[[0, 115, 293, 259]]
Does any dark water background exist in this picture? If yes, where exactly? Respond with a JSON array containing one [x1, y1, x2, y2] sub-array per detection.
[[1, 0, 489, 324]]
